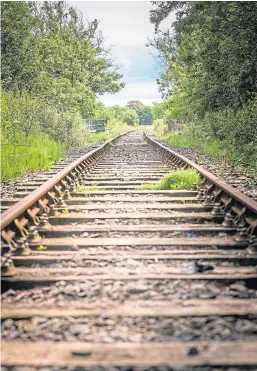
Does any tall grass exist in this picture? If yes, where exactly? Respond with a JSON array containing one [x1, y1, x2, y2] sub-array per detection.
[[168, 132, 223, 159], [1, 89, 133, 181], [84, 131, 109, 145], [1, 135, 65, 180], [154, 121, 235, 162], [107, 118, 133, 137]]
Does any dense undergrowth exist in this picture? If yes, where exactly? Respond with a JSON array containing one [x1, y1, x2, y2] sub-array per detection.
[[2, 136, 64, 181], [1, 2, 136, 181], [150, 2, 257, 174], [138, 169, 200, 190], [154, 108, 257, 173], [1, 93, 132, 181]]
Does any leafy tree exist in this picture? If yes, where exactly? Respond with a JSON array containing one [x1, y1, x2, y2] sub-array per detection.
[[149, 1, 257, 167], [127, 100, 144, 111], [126, 101, 153, 124], [1, 1, 125, 141], [121, 108, 139, 126], [106, 106, 139, 127]]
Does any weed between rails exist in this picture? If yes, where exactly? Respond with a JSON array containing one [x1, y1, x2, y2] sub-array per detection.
[[76, 184, 99, 192], [138, 168, 200, 190], [36, 245, 47, 251]]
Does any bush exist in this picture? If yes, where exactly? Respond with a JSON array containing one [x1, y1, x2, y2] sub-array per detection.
[[107, 118, 133, 137], [121, 108, 139, 127], [154, 98, 257, 172]]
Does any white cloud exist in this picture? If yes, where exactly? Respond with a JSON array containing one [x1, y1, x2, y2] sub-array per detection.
[[98, 81, 162, 106], [68, 1, 175, 106], [69, 1, 176, 48], [121, 59, 133, 67], [69, 1, 154, 47]]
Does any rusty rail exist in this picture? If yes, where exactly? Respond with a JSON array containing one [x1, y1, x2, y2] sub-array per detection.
[[2, 130, 257, 368], [144, 133, 257, 243], [144, 133, 257, 214], [1, 130, 256, 250], [1, 132, 128, 246]]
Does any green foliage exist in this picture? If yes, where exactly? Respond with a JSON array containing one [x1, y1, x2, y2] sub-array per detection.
[[107, 118, 133, 137], [149, 2, 257, 171], [127, 101, 153, 125], [76, 184, 99, 192], [138, 169, 200, 190], [121, 108, 139, 126], [36, 245, 47, 251], [84, 132, 109, 145], [159, 169, 200, 190], [154, 99, 257, 170], [2, 1, 124, 100], [1, 1, 126, 180], [106, 106, 139, 127], [137, 183, 158, 191], [62, 208, 70, 214], [1, 133, 64, 181]]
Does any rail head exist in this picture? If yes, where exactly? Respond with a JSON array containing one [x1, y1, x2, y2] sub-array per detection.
[[144, 132, 257, 243], [1, 130, 256, 250], [1, 132, 129, 233]]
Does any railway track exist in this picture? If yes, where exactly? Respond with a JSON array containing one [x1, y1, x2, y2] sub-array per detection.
[[1, 130, 257, 370]]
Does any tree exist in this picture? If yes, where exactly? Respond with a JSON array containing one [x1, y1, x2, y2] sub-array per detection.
[[1, 1, 125, 149], [121, 108, 139, 126], [126, 101, 153, 124], [127, 100, 144, 111], [1, 1, 124, 108], [149, 1, 257, 165], [149, 2, 257, 111]]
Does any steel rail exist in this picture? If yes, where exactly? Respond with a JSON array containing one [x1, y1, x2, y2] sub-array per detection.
[[144, 133, 257, 215], [1, 132, 128, 231]]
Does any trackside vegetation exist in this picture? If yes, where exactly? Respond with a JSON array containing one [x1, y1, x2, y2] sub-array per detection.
[[149, 2, 257, 172], [1, 1, 129, 181], [138, 169, 200, 190]]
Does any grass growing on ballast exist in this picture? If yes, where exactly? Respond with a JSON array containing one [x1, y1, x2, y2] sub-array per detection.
[[138, 168, 200, 190], [76, 184, 99, 192]]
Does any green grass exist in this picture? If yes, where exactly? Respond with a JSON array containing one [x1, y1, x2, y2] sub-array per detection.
[[36, 245, 47, 251], [62, 208, 70, 214], [138, 168, 200, 190], [153, 121, 243, 165], [76, 184, 99, 192], [1, 134, 65, 181], [167, 132, 223, 159], [84, 132, 109, 145]]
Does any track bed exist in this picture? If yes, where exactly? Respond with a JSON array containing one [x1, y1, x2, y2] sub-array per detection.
[[1, 131, 257, 370]]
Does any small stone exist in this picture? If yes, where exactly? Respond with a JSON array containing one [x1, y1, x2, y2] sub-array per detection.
[[56, 281, 66, 287], [70, 245, 79, 251], [188, 346, 199, 356], [129, 333, 142, 342], [180, 262, 197, 274], [2, 319, 14, 329], [4, 289, 16, 297], [126, 258, 141, 267], [230, 283, 247, 292], [218, 232, 228, 237], [127, 285, 148, 294]]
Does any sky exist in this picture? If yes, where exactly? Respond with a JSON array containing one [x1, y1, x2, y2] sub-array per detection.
[[68, 1, 175, 107]]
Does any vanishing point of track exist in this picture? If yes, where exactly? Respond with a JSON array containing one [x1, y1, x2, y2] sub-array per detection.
[[1, 130, 257, 370]]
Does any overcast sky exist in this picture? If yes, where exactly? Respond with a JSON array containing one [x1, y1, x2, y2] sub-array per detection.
[[68, 1, 175, 106]]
